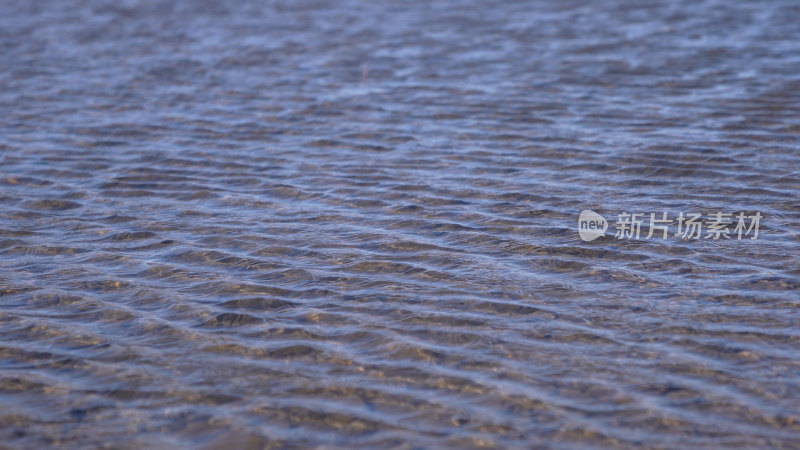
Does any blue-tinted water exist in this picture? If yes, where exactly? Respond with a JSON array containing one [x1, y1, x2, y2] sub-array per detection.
[[1, 0, 799, 447]]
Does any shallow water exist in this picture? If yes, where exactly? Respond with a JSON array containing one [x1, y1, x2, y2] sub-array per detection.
[[1, 0, 800, 447]]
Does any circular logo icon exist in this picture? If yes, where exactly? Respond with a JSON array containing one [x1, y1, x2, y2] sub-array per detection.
[[578, 210, 607, 242]]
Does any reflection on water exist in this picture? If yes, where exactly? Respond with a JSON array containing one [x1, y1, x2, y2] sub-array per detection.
[[1, 0, 800, 447]]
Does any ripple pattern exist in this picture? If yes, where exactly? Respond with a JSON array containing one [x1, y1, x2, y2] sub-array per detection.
[[1, 0, 800, 447]]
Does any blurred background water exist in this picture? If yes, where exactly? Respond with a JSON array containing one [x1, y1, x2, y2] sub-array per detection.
[[1, 0, 799, 447]]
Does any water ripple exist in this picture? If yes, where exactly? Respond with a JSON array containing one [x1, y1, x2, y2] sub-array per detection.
[[1, 0, 799, 447]]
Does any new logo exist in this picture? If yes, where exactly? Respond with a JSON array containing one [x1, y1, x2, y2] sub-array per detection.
[[578, 210, 608, 242]]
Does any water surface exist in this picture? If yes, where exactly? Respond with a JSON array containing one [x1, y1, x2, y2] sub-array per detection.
[[1, 0, 800, 447]]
